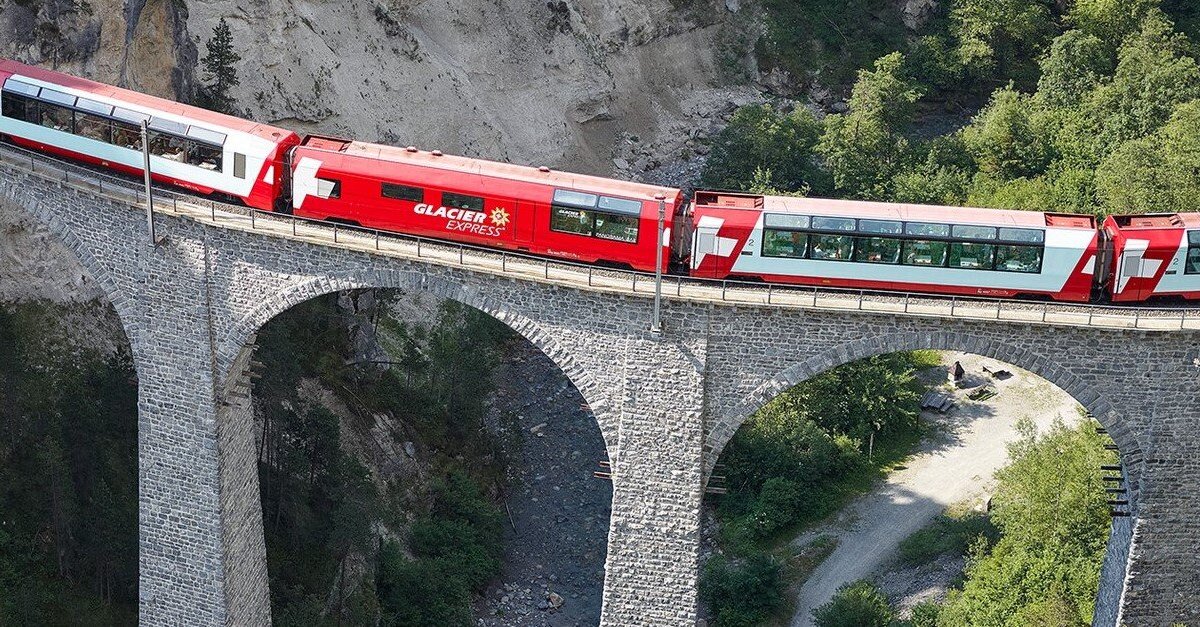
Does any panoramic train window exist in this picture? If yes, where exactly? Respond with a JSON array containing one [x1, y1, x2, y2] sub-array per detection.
[[39, 102, 73, 133], [550, 206, 593, 236], [382, 183, 424, 203], [995, 245, 1042, 273], [1, 92, 36, 123], [951, 224, 997, 240], [1187, 231, 1200, 274], [858, 219, 902, 234], [187, 142, 222, 171], [75, 112, 112, 143], [553, 189, 599, 208], [762, 230, 808, 258], [813, 216, 856, 232], [809, 234, 854, 261], [949, 242, 995, 269], [593, 213, 639, 242], [764, 214, 810, 230], [906, 222, 951, 237], [598, 196, 643, 215], [902, 240, 948, 266], [111, 121, 142, 151], [854, 236, 901, 264], [998, 227, 1044, 243], [443, 192, 484, 212], [148, 131, 188, 162]]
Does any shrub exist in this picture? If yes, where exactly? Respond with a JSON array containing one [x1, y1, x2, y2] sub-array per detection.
[[699, 554, 785, 627], [811, 580, 893, 627]]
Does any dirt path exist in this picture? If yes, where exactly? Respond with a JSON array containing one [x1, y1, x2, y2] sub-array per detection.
[[790, 352, 1083, 626], [474, 339, 612, 626]]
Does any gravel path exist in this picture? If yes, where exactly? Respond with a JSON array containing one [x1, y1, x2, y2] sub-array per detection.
[[474, 339, 612, 626], [790, 352, 1084, 626]]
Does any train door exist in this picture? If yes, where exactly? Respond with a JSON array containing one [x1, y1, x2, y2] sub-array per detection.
[[515, 200, 536, 246], [691, 221, 722, 278]]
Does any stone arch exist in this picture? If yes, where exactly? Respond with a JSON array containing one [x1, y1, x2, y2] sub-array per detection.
[[706, 330, 1145, 505], [216, 270, 618, 458], [0, 180, 142, 361]]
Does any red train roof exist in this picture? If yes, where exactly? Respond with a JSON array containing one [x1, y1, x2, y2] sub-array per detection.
[[1108, 213, 1200, 229], [695, 191, 1096, 230], [0, 59, 294, 142], [303, 136, 681, 204]]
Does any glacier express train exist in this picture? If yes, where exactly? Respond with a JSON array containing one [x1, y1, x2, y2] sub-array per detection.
[[2, 59, 1197, 303]]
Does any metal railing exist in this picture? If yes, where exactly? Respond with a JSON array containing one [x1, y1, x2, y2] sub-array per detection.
[[2, 141, 1199, 332]]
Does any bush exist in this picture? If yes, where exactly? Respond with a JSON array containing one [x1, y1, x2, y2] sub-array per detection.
[[811, 580, 893, 627], [897, 511, 997, 565], [699, 554, 784, 627]]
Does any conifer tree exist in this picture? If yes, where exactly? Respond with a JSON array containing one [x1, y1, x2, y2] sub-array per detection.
[[200, 18, 240, 114]]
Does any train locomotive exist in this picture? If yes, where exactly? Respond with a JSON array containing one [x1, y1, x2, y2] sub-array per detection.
[[2, 59, 1198, 304]]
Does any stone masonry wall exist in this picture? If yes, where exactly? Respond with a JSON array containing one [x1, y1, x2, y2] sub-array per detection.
[[3, 165, 1199, 625]]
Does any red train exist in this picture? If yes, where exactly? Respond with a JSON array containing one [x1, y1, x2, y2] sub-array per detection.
[[3, 59, 1198, 304]]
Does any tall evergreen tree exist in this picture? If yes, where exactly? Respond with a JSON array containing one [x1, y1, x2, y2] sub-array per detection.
[[200, 18, 240, 114]]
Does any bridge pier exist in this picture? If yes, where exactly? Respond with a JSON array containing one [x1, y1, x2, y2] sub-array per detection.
[[599, 330, 708, 626]]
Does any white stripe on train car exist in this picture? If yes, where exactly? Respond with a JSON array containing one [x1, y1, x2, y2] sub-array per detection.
[[292, 157, 324, 208], [1148, 237, 1199, 295], [730, 214, 1093, 293]]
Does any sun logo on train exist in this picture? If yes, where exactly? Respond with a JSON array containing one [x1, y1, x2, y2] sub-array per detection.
[[490, 207, 511, 228]]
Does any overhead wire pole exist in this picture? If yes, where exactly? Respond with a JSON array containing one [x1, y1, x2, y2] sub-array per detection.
[[140, 119, 157, 247], [652, 192, 666, 334]]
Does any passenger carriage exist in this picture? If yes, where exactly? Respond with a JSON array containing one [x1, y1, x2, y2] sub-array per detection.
[[289, 136, 683, 272], [1104, 213, 1200, 302], [689, 192, 1100, 302], [0, 59, 299, 211]]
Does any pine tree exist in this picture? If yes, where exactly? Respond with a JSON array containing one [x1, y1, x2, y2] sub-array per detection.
[[200, 18, 240, 114]]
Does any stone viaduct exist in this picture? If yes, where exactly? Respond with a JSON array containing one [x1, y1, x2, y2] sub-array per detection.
[[1, 145, 1199, 626]]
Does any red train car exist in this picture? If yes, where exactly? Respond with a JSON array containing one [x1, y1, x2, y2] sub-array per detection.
[[689, 191, 1100, 302], [289, 136, 683, 272], [0, 59, 299, 210], [1104, 213, 1200, 302]]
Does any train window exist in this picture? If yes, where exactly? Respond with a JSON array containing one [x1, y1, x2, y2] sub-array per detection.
[[951, 225, 997, 240], [594, 212, 639, 243], [858, 219, 902, 235], [443, 192, 484, 212], [854, 236, 901, 264], [998, 227, 1044, 243], [187, 141, 223, 171], [906, 222, 950, 237], [149, 117, 188, 136], [39, 89, 76, 108], [550, 206, 593, 236], [812, 216, 856, 232], [74, 98, 113, 117], [1186, 232, 1200, 274], [764, 214, 810, 230], [76, 112, 113, 143], [949, 242, 994, 269], [809, 234, 854, 261], [111, 107, 149, 126], [2, 79, 40, 97], [1, 92, 36, 123], [382, 183, 424, 203], [902, 240, 948, 267], [762, 230, 808, 258], [316, 178, 341, 199], [553, 189, 598, 208], [598, 196, 643, 215], [186, 126, 226, 146], [148, 130, 188, 163], [233, 153, 246, 179], [39, 102, 73, 133], [995, 245, 1042, 273], [111, 121, 143, 150]]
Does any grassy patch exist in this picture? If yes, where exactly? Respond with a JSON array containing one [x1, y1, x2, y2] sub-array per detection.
[[897, 504, 998, 566]]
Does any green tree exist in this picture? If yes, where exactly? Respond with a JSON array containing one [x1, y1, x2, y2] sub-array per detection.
[[818, 53, 923, 199], [962, 87, 1050, 180], [1096, 100, 1200, 213], [200, 18, 241, 114], [811, 580, 893, 627], [949, 0, 1057, 86], [700, 104, 828, 195], [936, 420, 1114, 626], [699, 554, 784, 627], [1068, 0, 1160, 46], [1035, 30, 1114, 108]]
